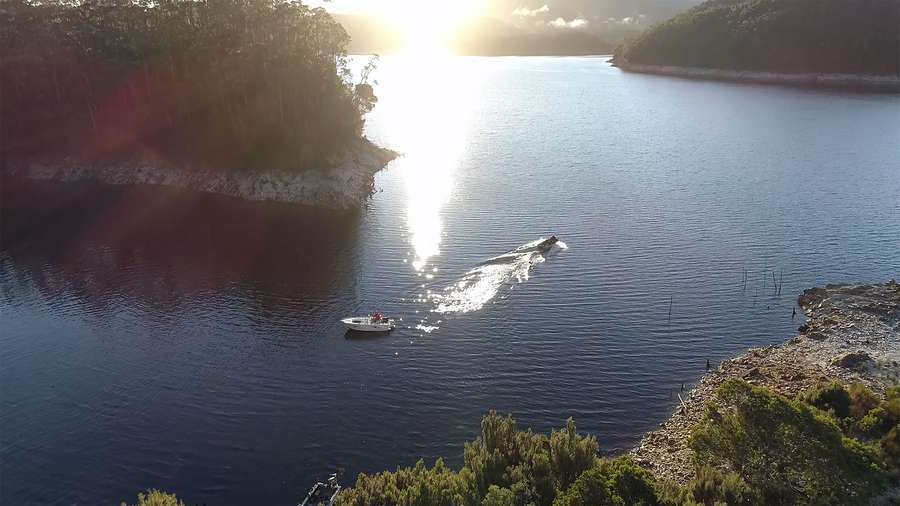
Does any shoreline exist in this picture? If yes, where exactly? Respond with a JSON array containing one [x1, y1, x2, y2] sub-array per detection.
[[612, 59, 900, 92], [4, 138, 398, 210], [630, 281, 900, 484]]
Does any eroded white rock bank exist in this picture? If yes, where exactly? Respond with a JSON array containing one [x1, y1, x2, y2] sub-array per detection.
[[630, 281, 900, 485], [5, 138, 398, 210], [613, 60, 900, 92]]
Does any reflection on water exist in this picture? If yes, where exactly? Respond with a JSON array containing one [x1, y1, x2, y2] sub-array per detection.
[[364, 56, 482, 272], [430, 238, 567, 313], [1, 178, 362, 324]]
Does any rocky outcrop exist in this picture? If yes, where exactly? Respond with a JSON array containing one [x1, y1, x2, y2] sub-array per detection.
[[630, 281, 900, 484], [5, 138, 398, 210], [611, 59, 900, 92]]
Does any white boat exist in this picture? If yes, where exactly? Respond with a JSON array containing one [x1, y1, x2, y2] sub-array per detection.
[[341, 313, 396, 332]]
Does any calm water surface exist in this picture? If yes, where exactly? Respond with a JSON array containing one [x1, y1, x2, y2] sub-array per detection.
[[2, 56, 899, 505]]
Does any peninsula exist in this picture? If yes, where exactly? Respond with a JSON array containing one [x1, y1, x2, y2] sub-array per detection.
[[1, 0, 396, 209], [612, 0, 900, 91]]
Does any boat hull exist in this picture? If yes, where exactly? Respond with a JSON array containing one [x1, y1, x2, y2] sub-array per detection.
[[341, 318, 395, 332]]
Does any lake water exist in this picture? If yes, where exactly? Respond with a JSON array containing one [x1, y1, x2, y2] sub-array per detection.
[[2, 56, 899, 505]]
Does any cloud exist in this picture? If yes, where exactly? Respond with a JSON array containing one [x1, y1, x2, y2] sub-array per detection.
[[549, 17, 588, 28], [605, 14, 646, 25], [512, 4, 550, 17]]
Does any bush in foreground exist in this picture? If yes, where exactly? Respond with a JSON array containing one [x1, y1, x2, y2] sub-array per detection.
[[339, 380, 897, 506], [128, 381, 898, 505], [691, 379, 889, 505], [337, 413, 601, 506], [121, 490, 184, 506]]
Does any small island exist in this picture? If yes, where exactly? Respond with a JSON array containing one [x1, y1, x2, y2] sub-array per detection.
[[1, 0, 396, 209], [612, 0, 900, 91]]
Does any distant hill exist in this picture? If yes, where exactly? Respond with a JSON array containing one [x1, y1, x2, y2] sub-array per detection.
[[335, 14, 623, 56], [334, 14, 406, 54], [452, 18, 617, 56], [616, 0, 900, 75]]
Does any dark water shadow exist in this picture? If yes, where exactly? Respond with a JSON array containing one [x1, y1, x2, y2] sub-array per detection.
[[1, 176, 364, 320], [343, 329, 396, 340]]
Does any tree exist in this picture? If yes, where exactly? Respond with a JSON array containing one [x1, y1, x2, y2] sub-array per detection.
[[549, 418, 598, 492], [1, 0, 377, 173], [551, 457, 660, 506], [339, 412, 600, 506], [690, 379, 888, 505], [686, 466, 757, 506], [121, 490, 184, 506], [618, 0, 900, 75], [336, 458, 472, 506], [481, 485, 516, 506], [800, 381, 851, 419]]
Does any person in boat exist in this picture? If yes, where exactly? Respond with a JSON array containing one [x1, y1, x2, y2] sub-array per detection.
[[372, 313, 383, 322]]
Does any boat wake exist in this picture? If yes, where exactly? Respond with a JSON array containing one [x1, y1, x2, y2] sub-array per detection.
[[429, 238, 567, 314]]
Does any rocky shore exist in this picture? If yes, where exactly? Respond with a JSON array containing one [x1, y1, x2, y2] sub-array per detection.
[[5, 138, 398, 210], [630, 281, 900, 484], [612, 59, 900, 92]]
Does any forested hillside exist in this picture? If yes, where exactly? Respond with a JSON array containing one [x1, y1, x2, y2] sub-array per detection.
[[1, 0, 377, 172], [616, 0, 900, 75]]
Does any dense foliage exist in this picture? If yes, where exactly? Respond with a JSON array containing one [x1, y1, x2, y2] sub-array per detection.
[[121, 489, 184, 506], [617, 0, 900, 75], [1, 0, 376, 171], [337, 380, 899, 506], [336, 413, 599, 506], [691, 379, 895, 505], [802, 382, 900, 441]]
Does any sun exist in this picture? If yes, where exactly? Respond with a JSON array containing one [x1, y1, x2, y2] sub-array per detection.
[[377, 0, 483, 53]]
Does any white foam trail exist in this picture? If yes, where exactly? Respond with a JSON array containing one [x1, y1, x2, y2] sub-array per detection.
[[430, 238, 563, 314]]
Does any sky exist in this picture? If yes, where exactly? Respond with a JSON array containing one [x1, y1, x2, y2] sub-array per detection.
[[306, 0, 701, 53], [307, 0, 700, 30]]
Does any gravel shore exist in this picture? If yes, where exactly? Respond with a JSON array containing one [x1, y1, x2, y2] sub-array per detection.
[[612, 60, 900, 92], [630, 281, 900, 484]]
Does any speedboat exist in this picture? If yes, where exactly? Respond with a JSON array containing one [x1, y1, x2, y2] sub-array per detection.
[[341, 313, 396, 332], [298, 473, 340, 506], [536, 235, 559, 253]]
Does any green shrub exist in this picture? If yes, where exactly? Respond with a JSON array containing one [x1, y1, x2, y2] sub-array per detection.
[[653, 481, 701, 506], [858, 407, 892, 438], [549, 419, 599, 492], [335, 458, 472, 506], [801, 381, 851, 419], [551, 457, 660, 506], [339, 412, 599, 506], [883, 386, 900, 425], [550, 464, 618, 506], [883, 425, 900, 470], [481, 485, 516, 506], [121, 490, 184, 506], [686, 466, 757, 506], [338, 387, 898, 506], [691, 379, 888, 505], [848, 383, 881, 420]]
